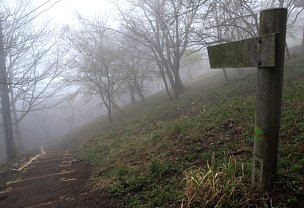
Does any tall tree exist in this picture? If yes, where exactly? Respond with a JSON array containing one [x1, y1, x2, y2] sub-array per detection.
[[117, 0, 205, 99], [1, 0, 67, 152], [0, 20, 15, 160], [67, 16, 123, 121], [195, 0, 303, 50], [118, 34, 155, 104]]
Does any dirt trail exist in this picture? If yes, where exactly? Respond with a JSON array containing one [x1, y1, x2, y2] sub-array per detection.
[[0, 147, 115, 208]]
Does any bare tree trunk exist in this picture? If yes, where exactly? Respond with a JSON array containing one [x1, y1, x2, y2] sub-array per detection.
[[99, 90, 113, 122], [174, 72, 185, 99], [12, 108, 23, 151], [158, 64, 172, 100], [129, 86, 136, 104], [0, 22, 15, 160], [69, 100, 75, 133], [14, 123, 22, 150], [134, 81, 146, 104], [137, 89, 146, 104], [187, 68, 193, 80], [285, 41, 290, 59], [222, 68, 229, 82], [111, 100, 126, 117], [10, 94, 24, 151], [105, 68, 114, 122], [107, 107, 113, 122], [163, 63, 176, 92]]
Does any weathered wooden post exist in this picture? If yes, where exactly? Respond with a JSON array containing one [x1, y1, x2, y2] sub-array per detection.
[[207, 8, 287, 190], [252, 8, 287, 190]]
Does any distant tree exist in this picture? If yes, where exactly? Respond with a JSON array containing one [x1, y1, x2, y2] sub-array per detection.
[[65, 92, 78, 133], [66, 16, 124, 122], [118, 34, 156, 104], [117, 0, 205, 99], [34, 109, 51, 142], [180, 50, 203, 81], [0, 20, 15, 160], [196, 0, 303, 55]]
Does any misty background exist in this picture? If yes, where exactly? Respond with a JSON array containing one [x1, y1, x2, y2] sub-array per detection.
[[0, 0, 303, 162]]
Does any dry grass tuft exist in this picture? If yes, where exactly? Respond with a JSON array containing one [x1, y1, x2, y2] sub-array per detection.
[[182, 153, 248, 208]]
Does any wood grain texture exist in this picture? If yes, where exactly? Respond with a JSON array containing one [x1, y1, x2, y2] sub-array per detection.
[[252, 8, 287, 190], [207, 34, 276, 69]]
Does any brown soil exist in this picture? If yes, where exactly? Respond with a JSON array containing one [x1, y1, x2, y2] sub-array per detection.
[[0, 147, 119, 208]]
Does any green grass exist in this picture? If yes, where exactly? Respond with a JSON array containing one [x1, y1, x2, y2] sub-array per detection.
[[182, 153, 247, 207], [72, 55, 304, 207]]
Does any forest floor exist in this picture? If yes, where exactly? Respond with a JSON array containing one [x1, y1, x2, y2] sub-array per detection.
[[0, 55, 304, 207]]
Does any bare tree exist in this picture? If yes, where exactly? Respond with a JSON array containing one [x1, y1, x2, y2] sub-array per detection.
[[180, 50, 204, 81], [196, 0, 303, 52], [195, 0, 259, 47], [1, 0, 67, 153], [191, 0, 304, 82], [0, 20, 15, 160], [118, 34, 156, 104], [67, 93, 76, 133], [117, 0, 205, 99], [67, 16, 124, 122]]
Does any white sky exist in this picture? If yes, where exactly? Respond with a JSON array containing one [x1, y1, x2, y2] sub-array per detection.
[[35, 0, 121, 26], [33, 0, 303, 46]]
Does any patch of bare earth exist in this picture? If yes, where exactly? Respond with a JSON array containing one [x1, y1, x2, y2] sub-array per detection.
[[0, 147, 119, 208]]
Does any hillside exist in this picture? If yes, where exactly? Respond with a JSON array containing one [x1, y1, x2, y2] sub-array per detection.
[[2, 56, 300, 207], [71, 55, 304, 208]]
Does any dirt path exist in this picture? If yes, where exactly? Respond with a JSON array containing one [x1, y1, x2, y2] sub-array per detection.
[[0, 147, 116, 208]]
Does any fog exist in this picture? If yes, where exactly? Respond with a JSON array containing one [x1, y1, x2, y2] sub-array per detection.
[[16, 59, 210, 150], [0, 55, 210, 162], [0, 0, 303, 163], [19, 97, 103, 150]]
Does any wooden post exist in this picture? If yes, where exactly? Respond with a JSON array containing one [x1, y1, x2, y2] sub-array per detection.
[[0, 20, 16, 161], [252, 8, 287, 190], [207, 8, 287, 191]]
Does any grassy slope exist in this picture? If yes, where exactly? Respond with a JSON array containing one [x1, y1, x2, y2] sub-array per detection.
[[75, 56, 304, 207]]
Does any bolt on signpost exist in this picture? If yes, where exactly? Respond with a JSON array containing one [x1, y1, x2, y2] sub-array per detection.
[[207, 8, 287, 190]]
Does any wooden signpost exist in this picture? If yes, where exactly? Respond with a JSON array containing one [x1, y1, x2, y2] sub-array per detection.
[[207, 8, 287, 190]]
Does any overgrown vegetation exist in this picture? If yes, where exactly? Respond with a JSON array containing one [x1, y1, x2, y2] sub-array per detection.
[[182, 153, 247, 207], [77, 55, 304, 207]]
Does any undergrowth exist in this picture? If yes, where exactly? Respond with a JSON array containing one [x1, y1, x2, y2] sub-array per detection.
[[77, 55, 304, 207], [182, 153, 247, 208]]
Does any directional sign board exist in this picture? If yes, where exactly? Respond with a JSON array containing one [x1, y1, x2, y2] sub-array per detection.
[[207, 34, 277, 69]]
